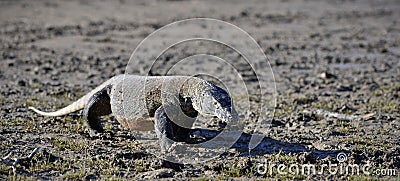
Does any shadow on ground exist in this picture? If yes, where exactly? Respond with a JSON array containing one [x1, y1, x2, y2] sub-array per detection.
[[192, 128, 346, 160]]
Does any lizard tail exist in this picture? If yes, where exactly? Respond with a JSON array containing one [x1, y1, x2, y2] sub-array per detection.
[[28, 75, 118, 117], [28, 95, 89, 117]]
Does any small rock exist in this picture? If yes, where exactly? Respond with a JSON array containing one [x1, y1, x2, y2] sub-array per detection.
[[329, 131, 345, 136], [135, 168, 175, 179], [84, 174, 98, 180], [339, 105, 357, 113], [362, 113, 375, 119], [337, 85, 353, 92], [319, 72, 337, 79], [271, 119, 284, 126], [18, 80, 26, 86]]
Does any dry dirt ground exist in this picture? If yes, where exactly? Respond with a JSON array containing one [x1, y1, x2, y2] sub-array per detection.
[[1, 0, 399, 180]]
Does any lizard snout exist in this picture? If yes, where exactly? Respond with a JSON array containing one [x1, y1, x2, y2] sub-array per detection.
[[215, 106, 238, 123]]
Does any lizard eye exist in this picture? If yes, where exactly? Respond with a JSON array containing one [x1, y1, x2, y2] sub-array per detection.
[[214, 102, 218, 106]]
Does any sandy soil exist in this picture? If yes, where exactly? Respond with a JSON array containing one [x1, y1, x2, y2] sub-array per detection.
[[0, 0, 399, 180]]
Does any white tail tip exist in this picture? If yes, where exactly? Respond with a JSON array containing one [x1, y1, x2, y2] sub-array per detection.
[[28, 106, 53, 116]]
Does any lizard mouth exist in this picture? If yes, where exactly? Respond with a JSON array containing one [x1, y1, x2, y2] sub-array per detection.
[[215, 106, 238, 123]]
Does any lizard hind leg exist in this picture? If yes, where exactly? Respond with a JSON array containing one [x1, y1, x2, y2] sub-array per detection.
[[83, 86, 112, 136]]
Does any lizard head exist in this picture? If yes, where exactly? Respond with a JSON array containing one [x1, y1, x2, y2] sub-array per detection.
[[193, 83, 238, 123]]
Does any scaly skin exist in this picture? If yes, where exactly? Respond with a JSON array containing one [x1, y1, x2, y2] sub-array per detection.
[[29, 74, 238, 151]]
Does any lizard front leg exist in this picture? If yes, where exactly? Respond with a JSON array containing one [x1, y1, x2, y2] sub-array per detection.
[[154, 106, 174, 152]]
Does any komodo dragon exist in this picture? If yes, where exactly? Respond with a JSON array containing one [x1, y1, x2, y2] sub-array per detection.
[[29, 74, 238, 151]]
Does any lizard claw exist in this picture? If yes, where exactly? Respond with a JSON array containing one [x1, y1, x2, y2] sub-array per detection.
[[167, 142, 185, 153], [190, 130, 207, 142]]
